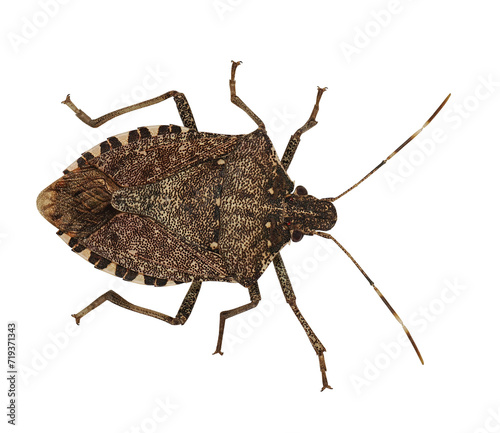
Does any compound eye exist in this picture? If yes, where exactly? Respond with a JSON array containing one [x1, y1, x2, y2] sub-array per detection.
[[295, 185, 308, 196], [291, 230, 304, 242]]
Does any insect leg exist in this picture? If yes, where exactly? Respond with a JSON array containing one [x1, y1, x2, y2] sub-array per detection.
[[71, 280, 202, 325], [273, 253, 332, 391], [61, 91, 198, 130], [176, 280, 203, 324], [281, 86, 327, 170], [212, 282, 261, 355], [229, 61, 266, 130]]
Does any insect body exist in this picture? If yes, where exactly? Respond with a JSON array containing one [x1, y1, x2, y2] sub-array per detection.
[[37, 61, 450, 390]]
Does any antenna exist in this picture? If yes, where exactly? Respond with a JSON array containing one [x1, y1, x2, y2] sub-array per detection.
[[314, 230, 424, 364], [325, 94, 450, 202]]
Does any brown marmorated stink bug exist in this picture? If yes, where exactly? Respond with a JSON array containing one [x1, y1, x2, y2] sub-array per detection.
[[37, 61, 450, 391]]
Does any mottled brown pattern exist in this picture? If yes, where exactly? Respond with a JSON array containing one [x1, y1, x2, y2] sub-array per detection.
[[36, 166, 119, 238], [82, 213, 230, 282], [283, 194, 337, 233], [89, 127, 241, 187], [57, 126, 295, 287], [219, 129, 293, 286], [272, 253, 295, 301], [174, 93, 197, 130], [176, 280, 202, 324], [51, 124, 295, 288], [111, 157, 224, 250]]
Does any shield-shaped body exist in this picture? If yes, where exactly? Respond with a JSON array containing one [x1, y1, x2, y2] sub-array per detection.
[[37, 124, 294, 288]]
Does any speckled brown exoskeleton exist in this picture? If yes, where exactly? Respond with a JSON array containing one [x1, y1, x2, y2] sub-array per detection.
[[37, 61, 450, 390]]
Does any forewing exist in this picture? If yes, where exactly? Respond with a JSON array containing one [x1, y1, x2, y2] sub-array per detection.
[[65, 125, 242, 187], [78, 213, 231, 284]]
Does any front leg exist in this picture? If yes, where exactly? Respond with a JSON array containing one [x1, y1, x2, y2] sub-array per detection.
[[281, 86, 327, 170], [273, 253, 332, 391]]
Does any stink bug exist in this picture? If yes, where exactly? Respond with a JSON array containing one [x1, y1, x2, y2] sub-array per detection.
[[37, 61, 450, 390]]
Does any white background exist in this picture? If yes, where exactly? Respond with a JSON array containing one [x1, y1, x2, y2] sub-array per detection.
[[2, 0, 500, 432]]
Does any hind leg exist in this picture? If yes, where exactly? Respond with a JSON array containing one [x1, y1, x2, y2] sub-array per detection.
[[62, 90, 198, 130], [72, 280, 202, 325]]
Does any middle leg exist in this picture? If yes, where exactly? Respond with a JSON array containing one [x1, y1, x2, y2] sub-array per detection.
[[229, 61, 266, 130], [213, 282, 261, 355]]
